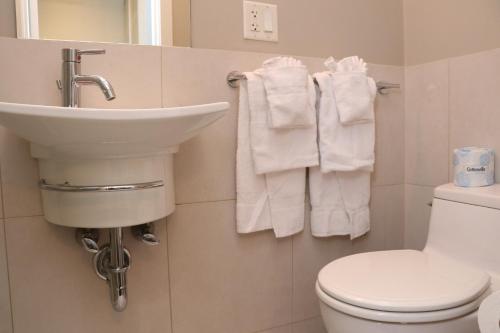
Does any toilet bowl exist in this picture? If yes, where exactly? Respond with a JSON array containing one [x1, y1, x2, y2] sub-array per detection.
[[317, 183, 500, 333]]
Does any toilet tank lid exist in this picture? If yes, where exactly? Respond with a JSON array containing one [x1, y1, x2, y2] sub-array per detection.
[[435, 183, 500, 210]]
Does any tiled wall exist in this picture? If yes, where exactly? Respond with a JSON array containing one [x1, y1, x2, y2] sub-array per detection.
[[0, 37, 404, 333], [404, 47, 500, 250]]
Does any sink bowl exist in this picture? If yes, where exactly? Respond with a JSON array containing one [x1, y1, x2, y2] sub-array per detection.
[[0, 101, 229, 228]]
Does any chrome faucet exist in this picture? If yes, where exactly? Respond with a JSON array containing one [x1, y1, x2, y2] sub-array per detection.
[[58, 48, 116, 107]]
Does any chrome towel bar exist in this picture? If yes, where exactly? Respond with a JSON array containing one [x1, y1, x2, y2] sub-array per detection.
[[226, 70, 400, 95], [39, 179, 164, 192]]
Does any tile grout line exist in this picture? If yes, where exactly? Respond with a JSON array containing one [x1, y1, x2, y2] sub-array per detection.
[[175, 198, 236, 206], [1, 219, 14, 333], [0, 162, 6, 219], [405, 183, 440, 188], [165, 218, 175, 333], [447, 58, 451, 183], [402, 66, 407, 250], [161, 47, 166, 108], [0, 162, 15, 332], [175, 183, 407, 207], [252, 315, 324, 333], [290, 233, 294, 331], [3, 214, 44, 221]]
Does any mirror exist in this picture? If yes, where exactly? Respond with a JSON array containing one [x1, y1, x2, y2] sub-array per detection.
[[15, 0, 190, 46]]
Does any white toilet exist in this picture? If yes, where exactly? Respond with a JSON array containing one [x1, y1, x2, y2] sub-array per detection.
[[317, 183, 500, 333]]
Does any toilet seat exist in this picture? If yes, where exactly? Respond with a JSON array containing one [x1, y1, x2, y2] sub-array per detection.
[[316, 281, 489, 323], [317, 250, 491, 323]]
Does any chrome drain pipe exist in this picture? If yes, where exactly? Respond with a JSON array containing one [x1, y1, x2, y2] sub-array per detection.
[[76, 223, 159, 312], [92, 228, 131, 312], [108, 228, 128, 312]]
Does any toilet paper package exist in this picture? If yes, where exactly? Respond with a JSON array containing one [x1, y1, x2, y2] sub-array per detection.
[[478, 291, 500, 333], [453, 147, 495, 187]]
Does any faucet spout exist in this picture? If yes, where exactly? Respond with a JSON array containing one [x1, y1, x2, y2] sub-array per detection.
[[74, 75, 116, 101]]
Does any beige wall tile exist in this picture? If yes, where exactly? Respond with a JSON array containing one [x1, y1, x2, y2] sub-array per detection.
[[292, 316, 326, 333], [0, 37, 162, 108], [257, 325, 292, 333], [405, 60, 449, 186], [404, 0, 500, 65], [353, 185, 405, 253], [0, 38, 62, 106], [5, 216, 171, 333], [167, 200, 292, 333], [404, 185, 434, 250], [0, 128, 42, 218], [381, 185, 405, 250], [369, 65, 405, 186], [78, 43, 162, 109], [0, 220, 12, 333], [292, 207, 352, 321], [162, 47, 272, 204], [449, 49, 500, 182]]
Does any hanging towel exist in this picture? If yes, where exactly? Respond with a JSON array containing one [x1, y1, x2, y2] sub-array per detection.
[[314, 71, 374, 173], [259, 57, 316, 128], [325, 56, 377, 125], [309, 167, 371, 239], [246, 71, 319, 175], [308, 69, 374, 239], [236, 79, 306, 238]]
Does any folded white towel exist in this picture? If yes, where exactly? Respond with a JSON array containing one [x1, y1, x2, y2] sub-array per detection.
[[259, 57, 316, 128], [326, 56, 376, 125], [309, 167, 371, 239], [314, 71, 374, 172], [236, 79, 305, 238], [246, 72, 319, 175], [309, 68, 373, 239]]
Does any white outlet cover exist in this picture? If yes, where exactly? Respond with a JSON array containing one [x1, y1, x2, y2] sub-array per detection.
[[243, 1, 278, 42]]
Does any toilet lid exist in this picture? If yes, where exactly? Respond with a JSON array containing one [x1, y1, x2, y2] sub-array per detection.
[[318, 250, 490, 312]]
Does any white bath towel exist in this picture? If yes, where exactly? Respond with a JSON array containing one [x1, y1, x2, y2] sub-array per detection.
[[246, 72, 319, 175], [259, 57, 316, 128], [236, 79, 305, 238], [326, 56, 376, 125], [309, 167, 371, 239], [308, 69, 373, 239], [314, 71, 374, 173]]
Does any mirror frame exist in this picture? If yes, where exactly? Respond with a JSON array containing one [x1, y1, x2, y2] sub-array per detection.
[[14, 0, 170, 46]]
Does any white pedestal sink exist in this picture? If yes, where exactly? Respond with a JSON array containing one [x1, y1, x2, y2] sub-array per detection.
[[0, 101, 229, 228]]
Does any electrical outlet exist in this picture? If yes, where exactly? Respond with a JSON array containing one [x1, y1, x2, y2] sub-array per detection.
[[243, 1, 278, 42]]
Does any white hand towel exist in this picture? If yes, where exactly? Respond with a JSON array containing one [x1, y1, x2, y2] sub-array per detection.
[[309, 167, 371, 239], [246, 72, 319, 175], [237, 80, 305, 238], [326, 56, 377, 125], [259, 57, 316, 128], [314, 72, 375, 172]]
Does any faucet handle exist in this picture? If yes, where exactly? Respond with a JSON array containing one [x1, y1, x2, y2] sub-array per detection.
[[76, 228, 100, 253], [62, 48, 106, 62], [77, 49, 106, 56], [132, 223, 160, 246]]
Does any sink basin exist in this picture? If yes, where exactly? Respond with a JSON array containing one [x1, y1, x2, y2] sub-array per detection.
[[0, 102, 228, 158], [0, 101, 229, 228]]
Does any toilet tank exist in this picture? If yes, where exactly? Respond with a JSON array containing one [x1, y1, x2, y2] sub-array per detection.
[[424, 183, 500, 277]]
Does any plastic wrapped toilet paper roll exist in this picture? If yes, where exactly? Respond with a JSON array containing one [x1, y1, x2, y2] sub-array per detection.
[[454, 147, 495, 187], [478, 291, 500, 333]]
